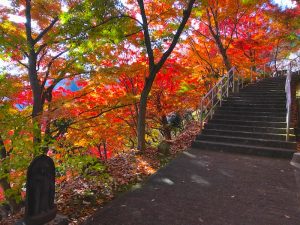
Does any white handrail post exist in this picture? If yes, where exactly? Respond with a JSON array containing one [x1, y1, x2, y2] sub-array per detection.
[[241, 71, 244, 89], [227, 73, 229, 97], [220, 79, 223, 106], [285, 63, 292, 141], [232, 69, 235, 93], [199, 100, 203, 131], [286, 108, 290, 141], [237, 73, 240, 93], [211, 90, 214, 119]]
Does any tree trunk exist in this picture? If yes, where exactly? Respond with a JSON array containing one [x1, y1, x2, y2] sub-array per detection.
[[136, 0, 196, 152], [155, 92, 171, 140], [137, 71, 158, 151], [274, 40, 280, 76], [137, 88, 149, 151], [214, 36, 232, 71], [26, 0, 43, 153], [97, 144, 102, 159], [43, 92, 53, 154], [28, 50, 43, 153], [103, 141, 107, 160]]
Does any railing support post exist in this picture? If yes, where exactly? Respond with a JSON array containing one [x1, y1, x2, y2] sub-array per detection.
[[285, 64, 292, 142], [220, 79, 223, 106], [198, 67, 238, 133], [286, 109, 290, 141], [227, 75, 229, 97], [199, 100, 203, 132], [211, 91, 214, 119], [232, 69, 235, 93], [242, 73, 244, 89], [237, 74, 240, 93]]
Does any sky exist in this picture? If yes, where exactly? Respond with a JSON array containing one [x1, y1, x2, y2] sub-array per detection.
[[272, 0, 297, 9]]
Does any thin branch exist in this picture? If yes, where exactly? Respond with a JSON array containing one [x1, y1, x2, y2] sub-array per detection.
[[155, 0, 196, 70], [41, 50, 68, 90], [74, 103, 134, 124], [34, 17, 59, 44], [137, 0, 155, 68], [17, 60, 29, 69], [37, 49, 48, 71], [124, 28, 143, 38], [120, 14, 143, 26], [36, 43, 47, 55]]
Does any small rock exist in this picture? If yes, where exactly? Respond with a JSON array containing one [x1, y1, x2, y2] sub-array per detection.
[[158, 141, 171, 156]]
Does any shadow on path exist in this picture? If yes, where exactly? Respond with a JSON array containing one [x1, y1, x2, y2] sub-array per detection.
[[84, 149, 300, 225]]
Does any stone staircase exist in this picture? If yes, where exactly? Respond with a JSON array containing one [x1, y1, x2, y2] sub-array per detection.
[[192, 76, 297, 158]]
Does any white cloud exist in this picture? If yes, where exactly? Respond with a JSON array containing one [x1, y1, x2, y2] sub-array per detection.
[[273, 0, 297, 9]]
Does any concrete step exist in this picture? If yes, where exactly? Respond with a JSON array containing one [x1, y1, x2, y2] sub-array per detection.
[[227, 95, 285, 100], [223, 99, 286, 105], [240, 91, 286, 95], [213, 114, 286, 122], [225, 97, 286, 104], [244, 83, 285, 86], [236, 94, 286, 98], [205, 123, 291, 134], [220, 105, 286, 112], [233, 90, 285, 94], [222, 102, 286, 108], [215, 109, 286, 117], [210, 119, 286, 128], [237, 91, 286, 95], [246, 83, 285, 87], [241, 88, 285, 92], [191, 140, 294, 158], [202, 129, 295, 141], [196, 134, 296, 149], [229, 96, 287, 101], [193, 76, 295, 159]]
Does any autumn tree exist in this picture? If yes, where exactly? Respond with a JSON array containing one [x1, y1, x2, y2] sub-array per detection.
[[0, 0, 130, 154], [191, 0, 261, 71], [131, 0, 196, 152]]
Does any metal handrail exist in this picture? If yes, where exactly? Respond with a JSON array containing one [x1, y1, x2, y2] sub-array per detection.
[[286, 70, 291, 141], [285, 57, 300, 141], [197, 59, 299, 141], [199, 67, 243, 131]]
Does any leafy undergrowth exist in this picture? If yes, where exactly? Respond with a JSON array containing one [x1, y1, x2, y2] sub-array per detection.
[[1, 122, 200, 225]]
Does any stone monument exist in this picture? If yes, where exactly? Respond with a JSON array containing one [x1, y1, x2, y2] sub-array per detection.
[[18, 155, 57, 225]]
